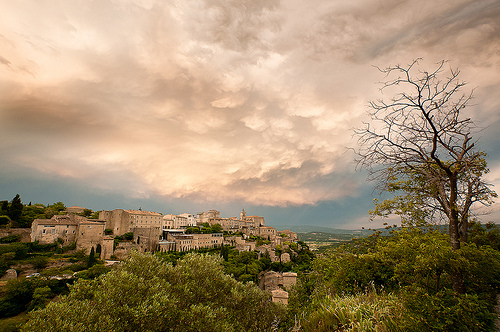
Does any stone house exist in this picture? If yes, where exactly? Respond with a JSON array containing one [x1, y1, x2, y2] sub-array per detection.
[[271, 289, 289, 305], [31, 215, 81, 244], [30, 214, 114, 259], [159, 230, 224, 252], [99, 209, 162, 236], [259, 270, 298, 305], [163, 214, 189, 229], [256, 226, 277, 241], [259, 271, 298, 292], [279, 229, 298, 241]]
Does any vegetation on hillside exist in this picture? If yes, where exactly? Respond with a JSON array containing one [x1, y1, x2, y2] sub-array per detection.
[[287, 224, 500, 331], [0, 195, 99, 229], [22, 252, 287, 332], [355, 59, 497, 293]]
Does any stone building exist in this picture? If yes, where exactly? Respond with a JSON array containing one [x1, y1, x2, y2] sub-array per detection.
[[271, 289, 289, 305], [197, 209, 220, 224], [31, 214, 81, 244], [99, 209, 162, 235], [279, 229, 298, 241], [259, 271, 298, 305], [30, 214, 114, 259], [179, 213, 198, 227], [256, 226, 277, 241], [259, 271, 298, 292], [133, 226, 162, 250], [65, 206, 86, 214], [159, 229, 224, 252], [76, 220, 105, 251], [163, 214, 188, 229]]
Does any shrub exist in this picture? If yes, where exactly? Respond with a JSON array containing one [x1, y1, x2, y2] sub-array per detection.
[[396, 287, 495, 331], [31, 256, 49, 270], [22, 252, 286, 331], [299, 291, 400, 332], [74, 264, 110, 280], [0, 215, 11, 226], [0, 243, 29, 260], [61, 242, 76, 253], [123, 232, 134, 241], [0, 234, 21, 243]]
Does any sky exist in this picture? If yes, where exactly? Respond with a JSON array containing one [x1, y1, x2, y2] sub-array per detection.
[[1, 0, 500, 230]]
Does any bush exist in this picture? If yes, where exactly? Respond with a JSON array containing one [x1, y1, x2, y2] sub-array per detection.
[[61, 242, 76, 253], [397, 287, 495, 331], [74, 264, 110, 280], [0, 234, 21, 243], [123, 232, 134, 241], [0, 215, 11, 226], [299, 290, 400, 332], [1, 252, 16, 262], [22, 252, 286, 331], [31, 256, 49, 270], [0, 243, 29, 260], [27, 241, 57, 253]]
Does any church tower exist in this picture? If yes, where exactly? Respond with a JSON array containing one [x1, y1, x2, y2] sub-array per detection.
[[240, 209, 246, 221]]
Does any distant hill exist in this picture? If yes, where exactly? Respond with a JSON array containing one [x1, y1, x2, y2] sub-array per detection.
[[276, 224, 376, 235], [274, 225, 380, 251]]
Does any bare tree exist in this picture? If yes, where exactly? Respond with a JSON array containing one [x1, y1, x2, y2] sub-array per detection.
[[355, 59, 496, 293]]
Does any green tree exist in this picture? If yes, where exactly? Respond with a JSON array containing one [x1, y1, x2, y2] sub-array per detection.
[[355, 59, 497, 293], [27, 286, 53, 312], [19, 203, 47, 228], [0, 215, 10, 226], [8, 194, 23, 223], [95, 244, 102, 257], [211, 223, 223, 233], [22, 252, 286, 332], [87, 247, 96, 268], [80, 209, 92, 217], [0, 200, 8, 214]]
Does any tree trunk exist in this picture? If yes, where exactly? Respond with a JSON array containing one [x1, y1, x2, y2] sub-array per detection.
[[449, 215, 465, 293], [459, 214, 468, 243]]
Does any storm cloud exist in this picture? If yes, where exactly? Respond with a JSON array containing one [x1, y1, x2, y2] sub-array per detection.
[[1, 0, 499, 227]]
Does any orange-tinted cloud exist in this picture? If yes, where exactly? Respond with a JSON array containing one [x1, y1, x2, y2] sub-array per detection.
[[1, 0, 499, 211]]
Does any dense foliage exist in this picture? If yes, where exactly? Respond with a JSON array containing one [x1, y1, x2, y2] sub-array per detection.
[[22, 252, 286, 332], [0, 194, 99, 228], [288, 226, 500, 331]]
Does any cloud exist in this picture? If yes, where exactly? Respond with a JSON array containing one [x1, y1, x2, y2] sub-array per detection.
[[0, 0, 499, 213]]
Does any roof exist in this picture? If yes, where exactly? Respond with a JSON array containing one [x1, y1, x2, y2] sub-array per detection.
[[125, 210, 162, 216], [33, 219, 78, 226]]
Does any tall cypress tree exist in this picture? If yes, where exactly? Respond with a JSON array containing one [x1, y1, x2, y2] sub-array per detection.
[[8, 194, 23, 222], [87, 247, 97, 268]]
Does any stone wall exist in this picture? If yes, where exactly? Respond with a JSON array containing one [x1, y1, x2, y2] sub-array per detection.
[[76, 221, 106, 253], [133, 226, 162, 251], [99, 209, 130, 235], [0, 228, 31, 242]]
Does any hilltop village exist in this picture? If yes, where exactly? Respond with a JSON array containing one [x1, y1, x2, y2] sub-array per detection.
[[29, 207, 300, 303]]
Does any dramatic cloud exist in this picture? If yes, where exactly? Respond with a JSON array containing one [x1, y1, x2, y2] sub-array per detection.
[[1, 0, 499, 226]]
